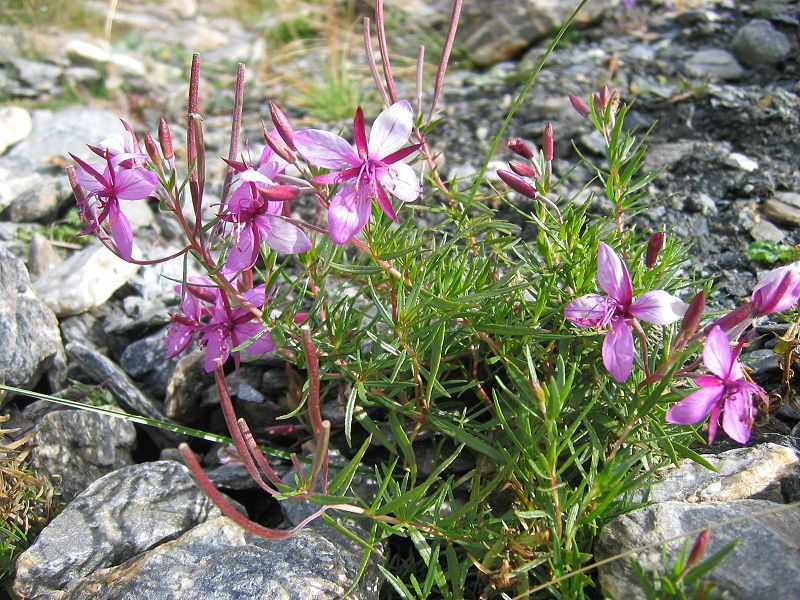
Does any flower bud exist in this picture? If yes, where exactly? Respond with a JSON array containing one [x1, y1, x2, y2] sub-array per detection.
[[269, 101, 296, 150], [646, 231, 664, 269], [508, 137, 534, 160], [599, 84, 612, 109], [259, 184, 299, 202], [509, 161, 537, 179], [262, 119, 296, 164], [683, 529, 712, 575], [542, 122, 554, 162], [680, 291, 705, 336], [497, 169, 538, 199], [158, 118, 174, 161], [143, 132, 163, 165], [568, 93, 590, 117]]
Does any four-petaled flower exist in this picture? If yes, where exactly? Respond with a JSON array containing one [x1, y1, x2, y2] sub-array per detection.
[[294, 100, 421, 244], [666, 326, 766, 443], [564, 242, 687, 382]]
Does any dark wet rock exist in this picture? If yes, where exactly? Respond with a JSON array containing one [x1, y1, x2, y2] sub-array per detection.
[[596, 500, 800, 600], [683, 48, 745, 81], [741, 349, 782, 377], [59, 516, 382, 600], [0, 245, 63, 389], [65, 342, 181, 447], [13, 461, 222, 600], [731, 18, 793, 66], [31, 408, 137, 502]]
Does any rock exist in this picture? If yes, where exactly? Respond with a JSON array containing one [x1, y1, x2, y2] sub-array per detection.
[[66, 39, 147, 77], [0, 165, 71, 219], [683, 48, 745, 81], [59, 517, 382, 600], [119, 328, 181, 400], [0, 106, 32, 155], [643, 142, 696, 171], [687, 192, 717, 215], [31, 408, 137, 501], [165, 352, 215, 422], [723, 152, 758, 173], [731, 19, 792, 66], [8, 58, 62, 95], [740, 349, 782, 377], [27, 233, 64, 277], [0, 245, 63, 388], [14, 461, 222, 600], [762, 197, 800, 227], [34, 244, 139, 317], [65, 342, 181, 447], [774, 191, 800, 209], [596, 500, 800, 600], [635, 443, 799, 504], [748, 219, 786, 243]]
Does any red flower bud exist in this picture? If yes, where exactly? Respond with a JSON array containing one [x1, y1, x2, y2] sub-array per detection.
[[497, 169, 538, 199], [143, 132, 163, 165], [258, 184, 299, 202], [509, 161, 537, 179], [158, 118, 174, 161], [262, 119, 296, 164], [680, 291, 706, 336], [508, 138, 534, 160], [683, 529, 712, 575], [599, 84, 612, 109], [646, 231, 665, 269], [269, 101, 296, 150], [542, 122, 554, 162], [569, 93, 590, 117]]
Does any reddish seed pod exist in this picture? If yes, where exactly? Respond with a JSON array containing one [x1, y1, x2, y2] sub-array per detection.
[[568, 93, 590, 117], [680, 290, 706, 336], [497, 169, 538, 199], [646, 231, 665, 268], [509, 161, 537, 179], [542, 122, 554, 162], [158, 118, 174, 161], [508, 137, 534, 160]]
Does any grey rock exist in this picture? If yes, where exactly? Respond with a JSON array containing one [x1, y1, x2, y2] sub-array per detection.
[[0, 245, 63, 388], [31, 408, 137, 502], [683, 48, 745, 81], [9, 58, 62, 93], [0, 165, 71, 219], [687, 192, 717, 215], [14, 461, 222, 600], [774, 191, 800, 209], [65, 342, 181, 447], [762, 197, 800, 227], [28, 233, 64, 277], [643, 142, 696, 171], [119, 328, 180, 400], [723, 152, 758, 173], [60, 517, 382, 600], [0, 106, 32, 155], [741, 349, 782, 377], [749, 219, 786, 243], [34, 244, 139, 317], [165, 352, 215, 422], [635, 444, 799, 505], [596, 500, 800, 600], [66, 39, 147, 77], [731, 19, 793, 66]]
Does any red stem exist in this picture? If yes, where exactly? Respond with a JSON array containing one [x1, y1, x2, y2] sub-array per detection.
[[374, 0, 398, 104]]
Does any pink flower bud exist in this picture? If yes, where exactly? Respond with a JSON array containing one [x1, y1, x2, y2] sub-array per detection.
[[158, 118, 174, 161], [497, 169, 538, 199], [542, 122, 554, 161], [294, 312, 310, 324], [680, 291, 705, 336], [259, 184, 299, 202], [262, 119, 296, 164], [269, 101, 296, 150], [508, 138, 534, 160], [509, 161, 537, 179], [683, 529, 712, 575], [646, 231, 665, 269], [143, 132, 163, 165], [569, 93, 590, 117], [599, 84, 612, 109]]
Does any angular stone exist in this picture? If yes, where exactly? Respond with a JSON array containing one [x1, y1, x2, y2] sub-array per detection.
[[66, 39, 146, 77], [597, 500, 800, 600], [60, 517, 382, 600], [762, 198, 800, 227], [636, 443, 799, 504], [0, 106, 32, 155], [27, 233, 64, 277], [166, 352, 215, 422], [748, 219, 786, 243], [14, 461, 222, 600], [31, 408, 137, 502], [684, 48, 745, 81], [119, 328, 180, 400], [0, 245, 63, 388], [34, 244, 139, 317], [731, 19, 792, 66]]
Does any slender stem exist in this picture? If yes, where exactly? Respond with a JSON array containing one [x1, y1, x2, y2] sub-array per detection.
[[301, 326, 324, 439], [415, 45, 425, 116], [427, 0, 463, 123], [374, 0, 398, 104], [363, 17, 390, 108]]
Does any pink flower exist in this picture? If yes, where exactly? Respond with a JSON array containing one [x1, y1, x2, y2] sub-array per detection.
[[565, 243, 687, 382], [666, 326, 766, 444], [294, 100, 421, 244], [750, 262, 800, 315]]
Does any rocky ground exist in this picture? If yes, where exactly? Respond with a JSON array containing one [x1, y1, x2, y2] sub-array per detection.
[[1, 0, 800, 598]]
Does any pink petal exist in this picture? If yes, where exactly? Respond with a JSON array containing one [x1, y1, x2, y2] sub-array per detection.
[[565, 294, 617, 327], [166, 323, 194, 358], [312, 167, 361, 185], [294, 129, 360, 169], [107, 202, 133, 260], [202, 328, 228, 372], [602, 319, 634, 382], [378, 162, 420, 203], [327, 182, 371, 245], [74, 162, 108, 191], [100, 131, 135, 155], [665, 385, 725, 425], [353, 107, 368, 159], [596, 243, 633, 305], [374, 183, 398, 222], [114, 168, 158, 200], [226, 225, 259, 272], [233, 321, 275, 356], [629, 290, 687, 325], [703, 326, 738, 381], [722, 391, 753, 443], [258, 215, 312, 254], [751, 263, 800, 315], [369, 100, 414, 158]]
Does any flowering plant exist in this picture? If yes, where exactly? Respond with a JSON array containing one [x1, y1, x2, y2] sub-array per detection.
[[57, 0, 800, 596]]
